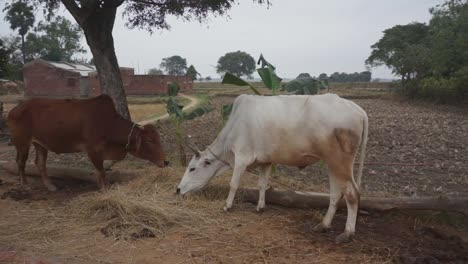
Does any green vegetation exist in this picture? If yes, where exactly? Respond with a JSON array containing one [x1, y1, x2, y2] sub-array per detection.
[[160, 55, 187, 76], [26, 16, 85, 62], [366, 0, 468, 103], [185, 65, 199, 81], [326, 71, 372, 83], [3, 0, 35, 64], [147, 68, 163, 75], [216, 51, 256, 78], [166, 82, 213, 166]]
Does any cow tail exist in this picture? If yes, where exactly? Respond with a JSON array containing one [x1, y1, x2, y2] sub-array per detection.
[[356, 113, 368, 189]]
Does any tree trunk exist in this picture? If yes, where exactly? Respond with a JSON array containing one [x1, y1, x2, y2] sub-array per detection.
[[79, 7, 131, 120], [21, 34, 26, 64], [241, 188, 468, 216]]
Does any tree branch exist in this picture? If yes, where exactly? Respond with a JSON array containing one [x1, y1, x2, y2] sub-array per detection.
[[128, 0, 167, 7], [103, 0, 126, 8], [60, 0, 82, 18]]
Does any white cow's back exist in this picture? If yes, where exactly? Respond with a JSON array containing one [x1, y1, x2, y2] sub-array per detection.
[[215, 94, 367, 166]]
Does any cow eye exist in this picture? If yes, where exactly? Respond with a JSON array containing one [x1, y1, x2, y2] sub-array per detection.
[[189, 168, 195, 172], [204, 160, 211, 165]]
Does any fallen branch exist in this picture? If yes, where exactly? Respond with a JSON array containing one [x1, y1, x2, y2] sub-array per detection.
[[241, 188, 468, 216]]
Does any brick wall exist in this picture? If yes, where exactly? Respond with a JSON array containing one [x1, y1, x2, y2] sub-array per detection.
[[24, 61, 193, 98], [89, 74, 193, 96], [23, 62, 81, 97], [88, 68, 135, 96]]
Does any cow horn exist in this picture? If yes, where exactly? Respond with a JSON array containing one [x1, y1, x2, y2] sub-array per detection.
[[186, 140, 201, 157]]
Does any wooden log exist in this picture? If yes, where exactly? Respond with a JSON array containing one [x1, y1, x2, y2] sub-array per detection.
[[241, 187, 468, 215]]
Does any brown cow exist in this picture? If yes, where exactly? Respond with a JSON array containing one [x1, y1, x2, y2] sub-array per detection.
[[7, 95, 168, 191]]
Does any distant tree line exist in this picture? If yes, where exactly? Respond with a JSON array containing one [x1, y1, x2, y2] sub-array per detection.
[[366, 0, 467, 103], [296, 71, 372, 83]]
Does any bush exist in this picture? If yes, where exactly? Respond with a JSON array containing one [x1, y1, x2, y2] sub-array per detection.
[[418, 77, 462, 103]]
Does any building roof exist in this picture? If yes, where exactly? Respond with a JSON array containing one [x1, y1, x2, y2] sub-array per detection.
[[23, 59, 96, 76]]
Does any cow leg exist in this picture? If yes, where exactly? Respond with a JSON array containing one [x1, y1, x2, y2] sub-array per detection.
[[15, 144, 30, 186], [313, 170, 343, 233], [33, 143, 56, 192], [326, 168, 359, 243], [336, 178, 360, 243], [88, 152, 108, 189], [223, 160, 248, 212], [257, 164, 272, 212]]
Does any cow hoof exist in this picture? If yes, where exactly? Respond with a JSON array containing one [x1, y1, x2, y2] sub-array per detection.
[[256, 206, 265, 213], [312, 223, 330, 233], [223, 206, 231, 212], [335, 232, 354, 244]]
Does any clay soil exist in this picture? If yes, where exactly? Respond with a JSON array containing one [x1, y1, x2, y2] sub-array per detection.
[[0, 89, 467, 264]]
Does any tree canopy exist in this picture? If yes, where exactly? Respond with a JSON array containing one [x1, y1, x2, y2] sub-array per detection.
[[26, 16, 85, 62], [147, 68, 163, 75], [296, 73, 311, 79], [216, 51, 256, 78], [366, 0, 468, 102], [0, 39, 11, 78], [186, 64, 199, 81], [328, 71, 372, 83], [160, 55, 187, 76], [3, 1, 35, 63], [366, 22, 430, 81]]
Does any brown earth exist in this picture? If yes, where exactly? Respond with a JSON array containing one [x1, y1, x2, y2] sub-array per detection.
[[0, 89, 467, 264]]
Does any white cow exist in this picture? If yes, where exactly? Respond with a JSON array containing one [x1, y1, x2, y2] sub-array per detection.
[[177, 93, 368, 243]]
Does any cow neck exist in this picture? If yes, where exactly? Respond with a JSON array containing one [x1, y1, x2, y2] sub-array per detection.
[[113, 118, 140, 149], [207, 138, 231, 166]]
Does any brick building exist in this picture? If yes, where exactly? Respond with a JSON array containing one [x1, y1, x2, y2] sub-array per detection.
[[23, 59, 193, 97]]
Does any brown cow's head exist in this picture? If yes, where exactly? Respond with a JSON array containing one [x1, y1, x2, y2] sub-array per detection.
[[130, 124, 167, 168]]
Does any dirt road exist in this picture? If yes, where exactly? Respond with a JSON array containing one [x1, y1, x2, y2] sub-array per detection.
[[138, 93, 199, 125]]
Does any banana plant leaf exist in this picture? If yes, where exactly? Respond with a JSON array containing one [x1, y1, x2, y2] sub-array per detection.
[[183, 105, 214, 120], [281, 77, 327, 95], [166, 97, 184, 118], [167, 82, 180, 97], [221, 72, 261, 95], [257, 67, 282, 91], [257, 54, 282, 92]]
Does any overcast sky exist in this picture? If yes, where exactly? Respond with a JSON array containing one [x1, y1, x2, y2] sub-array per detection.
[[0, 0, 443, 79]]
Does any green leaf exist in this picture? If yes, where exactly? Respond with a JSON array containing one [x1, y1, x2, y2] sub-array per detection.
[[221, 103, 234, 122], [166, 97, 184, 118], [183, 106, 213, 120], [257, 54, 276, 70], [257, 67, 282, 91], [256, 54, 282, 93], [167, 82, 180, 97], [221, 72, 261, 95], [282, 77, 325, 95], [221, 72, 250, 86]]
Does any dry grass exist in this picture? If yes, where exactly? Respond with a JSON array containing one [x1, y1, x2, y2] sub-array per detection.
[[1, 164, 467, 263], [128, 103, 167, 122]]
